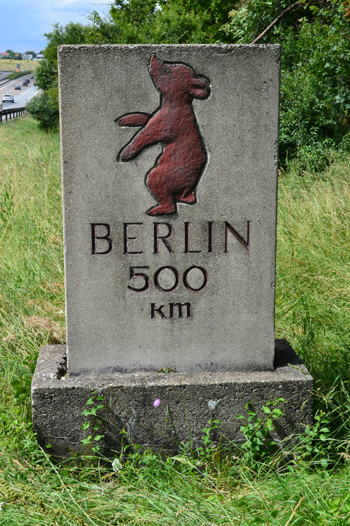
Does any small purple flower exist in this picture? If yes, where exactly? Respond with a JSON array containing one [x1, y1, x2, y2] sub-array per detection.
[[153, 399, 161, 407]]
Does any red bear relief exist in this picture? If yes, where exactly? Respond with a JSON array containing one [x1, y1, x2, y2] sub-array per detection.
[[116, 54, 210, 216]]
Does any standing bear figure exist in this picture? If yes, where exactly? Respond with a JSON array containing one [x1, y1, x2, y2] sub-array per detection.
[[116, 54, 210, 216]]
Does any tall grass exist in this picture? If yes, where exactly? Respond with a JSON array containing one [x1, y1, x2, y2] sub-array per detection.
[[1, 116, 350, 524], [0, 116, 64, 422], [276, 156, 350, 388]]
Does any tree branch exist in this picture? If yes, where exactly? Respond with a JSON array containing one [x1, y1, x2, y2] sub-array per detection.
[[251, 1, 303, 44]]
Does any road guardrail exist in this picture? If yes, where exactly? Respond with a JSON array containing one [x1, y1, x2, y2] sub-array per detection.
[[0, 105, 26, 123]]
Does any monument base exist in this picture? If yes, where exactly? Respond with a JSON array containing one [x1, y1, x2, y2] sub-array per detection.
[[31, 340, 313, 459]]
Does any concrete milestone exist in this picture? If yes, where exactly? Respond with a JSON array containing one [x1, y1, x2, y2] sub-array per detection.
[[31, 45, 313, 458], [59, 44, 280, 375]]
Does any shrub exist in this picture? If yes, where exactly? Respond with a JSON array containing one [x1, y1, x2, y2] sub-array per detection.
[[34, 60, 58, 91], [26, 88, 59, 132], [7, 70, 33, 80], [224, 0, 350, 167]]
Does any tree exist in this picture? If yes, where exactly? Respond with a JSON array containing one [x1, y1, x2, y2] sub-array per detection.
[[26, 88, 59, 132], [27, 22, 90, 131], [35, 60, 58, 91], [226, 1, 350, 167], [43, 22, 89, 61], [87, 0, 235, 44]]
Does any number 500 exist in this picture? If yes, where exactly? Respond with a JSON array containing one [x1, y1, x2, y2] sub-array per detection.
[[127, 265, 208, 293]]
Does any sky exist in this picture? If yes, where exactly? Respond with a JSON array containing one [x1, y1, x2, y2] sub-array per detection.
[[1, 0, 112, 54]]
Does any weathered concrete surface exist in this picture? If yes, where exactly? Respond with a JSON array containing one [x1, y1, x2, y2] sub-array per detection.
[[58, 45, 280, 375], [32, 340, 312, 459]]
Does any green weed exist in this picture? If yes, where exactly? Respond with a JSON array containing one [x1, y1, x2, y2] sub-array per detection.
[[81, 394, 106, 453], [237, 399, 285, 469]]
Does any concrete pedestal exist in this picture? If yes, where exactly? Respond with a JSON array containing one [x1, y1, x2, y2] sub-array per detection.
[[31, 340, 313, 459]]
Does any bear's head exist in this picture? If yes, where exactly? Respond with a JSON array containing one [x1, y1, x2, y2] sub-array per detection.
[[149, 54, 210, 103]]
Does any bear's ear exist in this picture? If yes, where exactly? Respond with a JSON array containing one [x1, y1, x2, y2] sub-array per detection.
[[188, 78, 210, 99]]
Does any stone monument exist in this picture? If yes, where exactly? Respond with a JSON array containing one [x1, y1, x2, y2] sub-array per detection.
[[31, 45, 312, 458]]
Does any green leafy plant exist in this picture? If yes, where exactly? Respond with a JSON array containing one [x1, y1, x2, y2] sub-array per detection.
[[80, 393, 106, 453], [26, 88, 59, 132], [10, 354, 37, 402], [34, 59, 58, 91], [224, 0, 350, 167], [194, 419, 221, 460], [237, 399, 286, 468], [291, 410, 336, 468]]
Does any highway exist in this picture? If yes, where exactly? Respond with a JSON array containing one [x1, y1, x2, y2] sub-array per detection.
[[0, 72, 10, 81], [1, 73, 39, 108]]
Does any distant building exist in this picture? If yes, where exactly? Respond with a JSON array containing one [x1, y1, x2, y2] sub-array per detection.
[[0, 53, 10, 58], [33, 54, 44, 61], [22, 53, 33, 60]]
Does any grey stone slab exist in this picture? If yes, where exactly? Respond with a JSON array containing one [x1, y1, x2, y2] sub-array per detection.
[[31, 340, 313, 459], [58, 44, 280, 375]]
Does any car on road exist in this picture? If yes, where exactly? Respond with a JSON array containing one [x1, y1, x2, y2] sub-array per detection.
[[14, 85, 21, 90], [23, 79, 30, 86], [2, 94, 14, 103]]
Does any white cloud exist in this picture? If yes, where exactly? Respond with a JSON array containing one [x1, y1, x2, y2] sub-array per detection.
[[54, 0, 112, 13], [0, 0, 110, 53]]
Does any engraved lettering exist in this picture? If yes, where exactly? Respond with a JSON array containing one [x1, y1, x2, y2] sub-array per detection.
[[224, 221, 250, 252], [208, 221, 214, 253], [154, 266, 179, 292], [184, 222, 201, 253], [183, 265, 208, 292], [169, 302, 192, 318], [91, 223, 112, 255], [154, 223, 174, 254], [123, 223, 143, 254], [128, 266, 150, 292], [151, 303, 167, 318]]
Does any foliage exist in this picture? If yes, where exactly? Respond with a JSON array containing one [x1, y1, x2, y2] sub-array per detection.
[[196, 419, 222, 459], [87, 0, 233, 44], [27, 22, 89, 130], [2, 50, 22, 60], [26, 88, 59, 132], [34, 59, 58, 90], [43, 22, 90, 62], [224, 0, 350, 165], [280, 13, 350, 166], [80, 394, 106, 453], [222, 0, 310, 44], [237, 399, 285, 468], [291, 410, 335, 467], [7, 70, 33, 80]]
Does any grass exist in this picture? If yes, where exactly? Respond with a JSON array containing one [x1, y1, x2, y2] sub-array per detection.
[[0, 59, 38, 73], [276, 157, 350, 388], [1, 115, 350, 524]]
